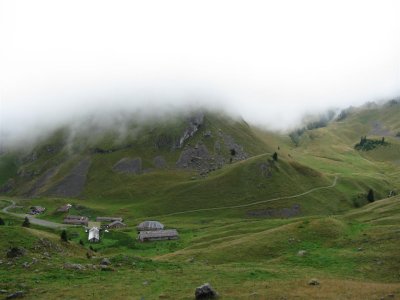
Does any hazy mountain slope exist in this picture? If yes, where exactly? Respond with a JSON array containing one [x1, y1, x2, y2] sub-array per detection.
[[0, 103, 399, 219]]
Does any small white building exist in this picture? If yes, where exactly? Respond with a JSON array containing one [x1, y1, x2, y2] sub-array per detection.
[[88, 227, 100, 243]]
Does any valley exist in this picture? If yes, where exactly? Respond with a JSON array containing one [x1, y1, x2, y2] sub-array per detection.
[[0, 102, 399, 299]]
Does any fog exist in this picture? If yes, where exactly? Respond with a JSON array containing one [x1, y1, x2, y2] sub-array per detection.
[[1, 0, 400, 148]]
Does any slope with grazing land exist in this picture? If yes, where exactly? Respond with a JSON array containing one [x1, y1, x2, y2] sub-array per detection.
[[0, 101, 399, 299]]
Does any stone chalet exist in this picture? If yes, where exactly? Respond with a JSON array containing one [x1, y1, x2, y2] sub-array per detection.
[[138, 229, 179, 242], [96, 217, 123, 222], [63, 215, 89, 226], [107, 220, 126, 229]]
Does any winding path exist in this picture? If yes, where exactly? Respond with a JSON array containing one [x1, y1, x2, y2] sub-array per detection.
[[163, 175, 339, 216], [1, 199, 70, 229]]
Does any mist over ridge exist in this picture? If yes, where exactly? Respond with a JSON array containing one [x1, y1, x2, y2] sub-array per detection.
[[1, 0, 400, 149]]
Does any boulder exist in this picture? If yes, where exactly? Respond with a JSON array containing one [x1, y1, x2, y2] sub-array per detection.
[[308, 278, 320, 286], [64, 263, 85, 270], [100, 258, 111, 266], [6, 247, 26, 259], [6, 291, 24, 299], [195, 283, 218, 299], [297, 250, 307, 256]]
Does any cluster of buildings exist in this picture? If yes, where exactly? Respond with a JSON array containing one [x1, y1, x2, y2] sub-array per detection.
[[58, 204, 179, 244]]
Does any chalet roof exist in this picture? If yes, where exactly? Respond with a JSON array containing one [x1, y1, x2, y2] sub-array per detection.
[[137, 221, 164, 231], [88, 227, 100, 241], [108, 220, 126, 227], [65, 215, 88, 220], [138, 229, 178, 239], [96, 217, 123, 222], [57, 204, 72, 212]]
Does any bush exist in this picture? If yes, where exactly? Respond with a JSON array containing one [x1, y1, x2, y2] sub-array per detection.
[[22, 217, 30, 227], [367, 189, 375, 203], [0, 217, 5, 225], [61, 230, 68, 242], [272, 152, 278, 161]]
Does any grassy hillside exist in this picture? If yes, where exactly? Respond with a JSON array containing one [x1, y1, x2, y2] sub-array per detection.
[[0, 101, 400, 299]]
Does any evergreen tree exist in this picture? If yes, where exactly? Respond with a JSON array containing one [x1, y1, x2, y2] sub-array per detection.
[[60, 230, 68, 242], [22, 217, 30, 227], [367, 189, 375, 202], [272, 152, 278, 161]]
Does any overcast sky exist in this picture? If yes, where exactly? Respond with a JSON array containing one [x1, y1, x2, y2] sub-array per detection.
[[1, 0, 400, 146]]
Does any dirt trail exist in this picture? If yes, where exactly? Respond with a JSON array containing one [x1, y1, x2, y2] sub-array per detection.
[[163, 175, 338, 216], [1, 199, 71, 229]]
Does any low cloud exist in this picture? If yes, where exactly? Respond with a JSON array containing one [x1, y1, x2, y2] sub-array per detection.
[[1, 0, 399, 149]]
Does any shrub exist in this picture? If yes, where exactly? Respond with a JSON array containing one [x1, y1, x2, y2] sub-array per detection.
[[0, 217, 5, 225], [61, 230, 68, 242], [367, 189, 375, 203], [272, 152, 278, 161], [22, 217, 30, 227]]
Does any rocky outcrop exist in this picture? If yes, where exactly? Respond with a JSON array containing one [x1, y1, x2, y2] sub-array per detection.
[[221, 133, 248, 161], [26, 167, 58, 197], [46, 158, 91, 198], [112, 158, 142, 174], [176, 144, 221, 175], [153, 156, 167, 169], [308, 278, 320, 286], [195, 283, 218, 299], [247, 204, 301, 218], [0, 178, 15, 194], [176, 112, 204, 148], [6, 247, 26, 259]]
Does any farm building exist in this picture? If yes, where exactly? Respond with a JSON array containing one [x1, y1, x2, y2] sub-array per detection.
[[138, 229, 179, 242], [63, 215, 89, 226], [96, 217, 123, 222], [107, 220, 126, 229], [88, 227, 100, 243], [28, 206, 46, 215], [57, 204, 72, 212], [137, 221, 164, 231]]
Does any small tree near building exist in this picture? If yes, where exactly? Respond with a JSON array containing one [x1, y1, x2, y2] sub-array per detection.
[[367, 189, 375, 202], [22, 217, 30, 227], [60, 230, 68, 242]]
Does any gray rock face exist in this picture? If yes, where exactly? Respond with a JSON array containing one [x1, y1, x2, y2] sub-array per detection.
[[0, 178, 15, 193], [195, 283, 218, 299], [176, 144, 220, 175], [153, 156, 167, 169], [247, 204, 301, 218], [176, 113, 204, 148], [112, 158, 142, 174], [26, 167, 58, 197], [6, 247, 26, 259], [46, 158, 91, 198], [259, 162, 273, 177], [222, 134, 248, 161]]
